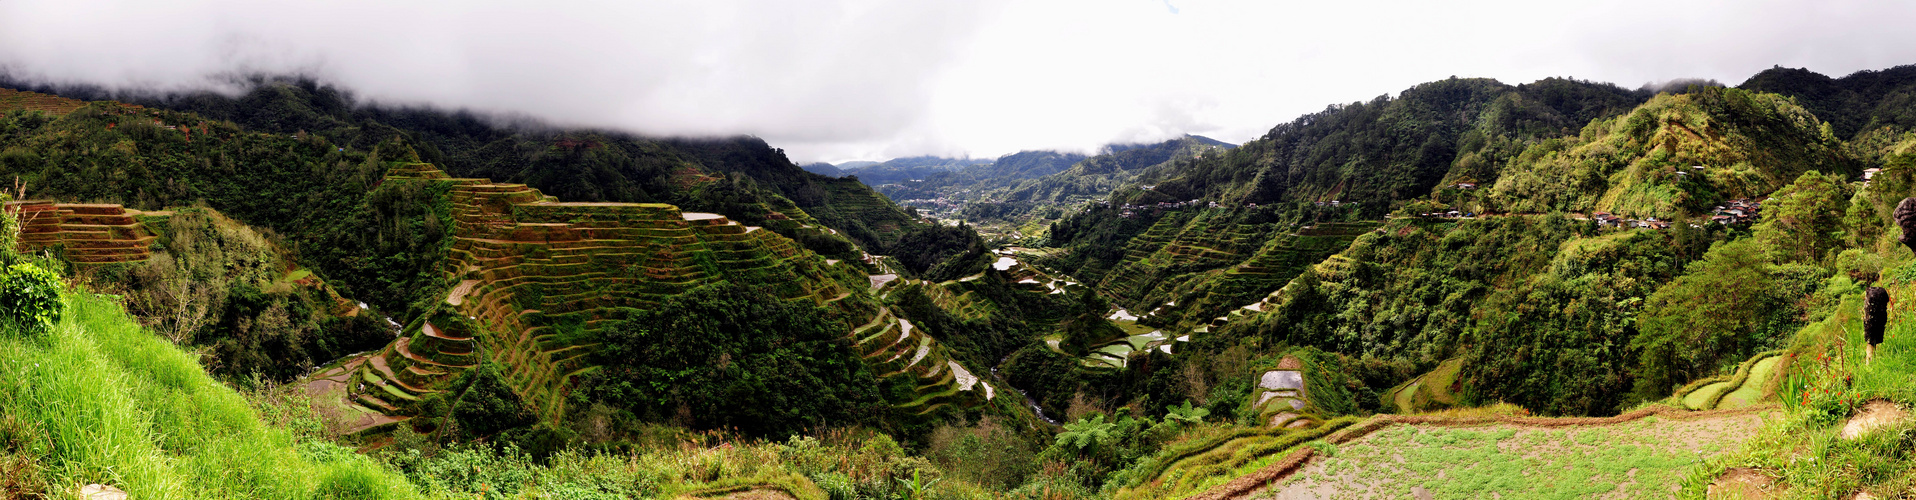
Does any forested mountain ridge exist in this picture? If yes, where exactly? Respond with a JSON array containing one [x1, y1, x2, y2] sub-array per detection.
[[1480, 86, 1858, 218], [0, 76, 921, 253], [997, 135, 1235, 205], [834, 136, 1233, 227], [1740, 64, 1916, 155], [1044, 78, 1648, 288]]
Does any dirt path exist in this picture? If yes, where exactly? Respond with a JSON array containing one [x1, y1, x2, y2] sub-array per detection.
[[1246, 409, 1772, 499]]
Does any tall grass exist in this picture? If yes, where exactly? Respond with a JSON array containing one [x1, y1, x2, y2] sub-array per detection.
[[1681, 284, 1916, 496], [0, 292, 418, 499]]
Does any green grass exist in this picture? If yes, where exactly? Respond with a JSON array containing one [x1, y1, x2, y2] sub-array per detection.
[[1681, 380, 1734, 410], [1383, 357, 1465, 413], [1288, 421, 1736, 498], [1717, 354, 1782, 409], [1680, 289, 1916, 497], [0, 293, 419, 499]]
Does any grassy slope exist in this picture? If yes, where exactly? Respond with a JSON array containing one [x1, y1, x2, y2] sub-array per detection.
[[1277, 411, 1762, 498], [1681, 288, 1916, 496], [0, 293, 416, 499]]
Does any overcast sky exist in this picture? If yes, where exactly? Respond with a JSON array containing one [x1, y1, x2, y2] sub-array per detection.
[[5, 0, 1916, 163]]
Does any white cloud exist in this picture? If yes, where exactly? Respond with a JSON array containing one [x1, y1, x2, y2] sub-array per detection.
[[5, 0, 1916, 163]]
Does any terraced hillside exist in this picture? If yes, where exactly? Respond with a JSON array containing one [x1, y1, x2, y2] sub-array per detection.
[[5, 200, 167, 268], [1096, 210, 1274, 305], [1144, 222, 1378, 331], [312, 163, 998, 434], [0, 88, 93, 115], [1671, 350, 1789, 411]]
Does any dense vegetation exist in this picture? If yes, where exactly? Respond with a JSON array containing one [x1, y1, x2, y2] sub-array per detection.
[[107, 207, 393, 382], [9, 62, 1916, 498], [581, 282, 887, 438], [0, 76, 916, 255]]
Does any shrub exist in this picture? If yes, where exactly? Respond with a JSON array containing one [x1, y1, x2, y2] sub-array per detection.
[[0, 263, 61, 333]]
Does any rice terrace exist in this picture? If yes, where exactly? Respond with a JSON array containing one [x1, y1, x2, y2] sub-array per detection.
[[4, 3, 1916, 499]]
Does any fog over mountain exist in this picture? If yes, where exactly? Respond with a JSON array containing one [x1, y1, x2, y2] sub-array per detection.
[[5, 0, 1916, 163]]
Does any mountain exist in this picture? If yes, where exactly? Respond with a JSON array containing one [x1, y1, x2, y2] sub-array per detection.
[[1482, 86, 1857, 218], [998, 135, 1235, 205], [827, 155, 997, 192], [801, 162, 843, 176], [0, 76, 921, 254], [842, 136, 1235, 229], [1739, 64, 1916, 146], [7, 63, 1916, 499], [1048, 77, 1650, 285]]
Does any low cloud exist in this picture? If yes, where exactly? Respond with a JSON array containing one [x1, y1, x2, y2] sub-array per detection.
[[7, 0, 1916, 164], [0, 0, 1004, 158]]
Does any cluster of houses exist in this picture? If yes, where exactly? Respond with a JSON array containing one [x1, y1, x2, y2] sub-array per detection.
[[1707, 199, 1763, 225], [1115, 199, 1235, 218], [1589, 212, 1671, 229], [1312, 200, 1354, 207], [1587, 198, 1762, 230]]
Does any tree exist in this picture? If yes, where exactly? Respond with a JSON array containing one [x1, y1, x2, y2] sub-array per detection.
[[1161, 401, 1209, 427], [583, 282, 885, 438], [1754, 170, 1853, 263], [1054, 414, 1118, 454], [1630, 238, 1774, 398]]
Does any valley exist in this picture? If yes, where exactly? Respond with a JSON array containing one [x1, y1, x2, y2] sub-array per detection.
[[1, 63, 1916, 500]]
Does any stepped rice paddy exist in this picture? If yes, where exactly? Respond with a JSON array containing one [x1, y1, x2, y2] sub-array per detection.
[[308, 163, 1005, 438], [5, 201, 167, 269]]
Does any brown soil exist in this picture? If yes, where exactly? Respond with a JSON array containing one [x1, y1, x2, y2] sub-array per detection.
[[1706, 468, 1778, 499], [717, 489, 798, 500], [1840, 400, 1907, 440]]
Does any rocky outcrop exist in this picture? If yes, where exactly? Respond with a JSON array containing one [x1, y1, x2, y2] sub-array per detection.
[[1896, 197, 1916, 253]]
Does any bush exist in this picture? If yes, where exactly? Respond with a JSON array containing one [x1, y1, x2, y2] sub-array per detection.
[[0, 263, 61, 333]]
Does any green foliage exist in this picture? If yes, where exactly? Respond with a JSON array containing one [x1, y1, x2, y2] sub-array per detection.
[[309, 176, 457, 320], [0, 292, 419, 498], [1465, 225, 1711, 415], [582, 282, 885, 438], [1684, 289, 1916, 498], [1631, 238, 1832, 400], [0, 263, 61, 333], [448, 363, 538, 440], [924, 418, 1038, 491], [1739, 64, 1916, 141], [1753, 170, 1855, 263], [896, 468, 941, 500], [1055, 414, 1118, 452], [106, 207, 388, 381], [1161, 401, 1209, 427], [1487, 88, 1857, 218], [888, 222, 989, 280]]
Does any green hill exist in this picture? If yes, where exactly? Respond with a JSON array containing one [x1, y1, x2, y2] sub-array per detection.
[[308, 163, 1010, 442], [12, 62, 1916, 499], [0, 292, 417, 499], [1484, 87, 1859, 218], [0, 77, 916, 255], [1739, 64, 1916, 148]]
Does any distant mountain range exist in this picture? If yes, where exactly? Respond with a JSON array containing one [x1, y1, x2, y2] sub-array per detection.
[[803, 135, 1235, 223]]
